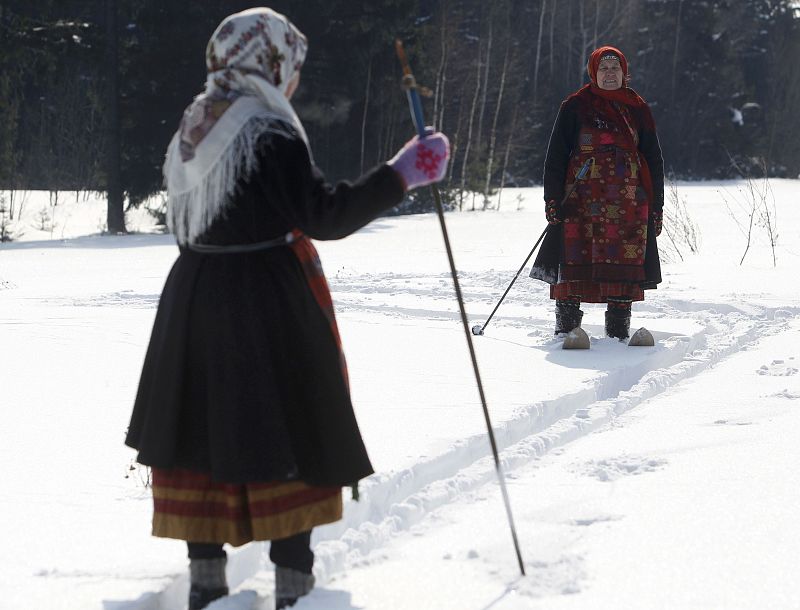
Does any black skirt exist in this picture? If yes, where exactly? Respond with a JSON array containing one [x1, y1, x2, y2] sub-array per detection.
[[126, 244, 374, 486]]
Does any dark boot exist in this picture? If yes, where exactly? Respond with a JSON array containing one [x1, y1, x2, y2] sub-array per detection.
[[605, 298, 632, 340], [275, 566, 315, 609], [188, 555, 228, 610], [554, 298, 584, 335], [189, 585, 229, 610]]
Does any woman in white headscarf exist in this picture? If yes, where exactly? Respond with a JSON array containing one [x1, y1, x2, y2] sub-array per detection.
[[125, 8, 449, 610]]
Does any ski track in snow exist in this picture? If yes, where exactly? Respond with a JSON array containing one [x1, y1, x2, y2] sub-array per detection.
[[123, 267, 800, 610], [577, 454, 669, 482]]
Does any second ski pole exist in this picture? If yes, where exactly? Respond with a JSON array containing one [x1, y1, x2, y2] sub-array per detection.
[[471, 157, 594, 337]]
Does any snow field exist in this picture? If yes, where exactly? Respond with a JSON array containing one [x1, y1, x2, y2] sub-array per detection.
[[0, 180, 798, 609]]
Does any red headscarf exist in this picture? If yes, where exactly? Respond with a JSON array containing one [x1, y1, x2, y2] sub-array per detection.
[[584, 45, 649, 112], [587, 45, 628, 85]]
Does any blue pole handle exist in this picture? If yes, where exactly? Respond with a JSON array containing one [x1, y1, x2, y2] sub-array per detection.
[[395, 40, 428, 139], [406, 87, 427, 138]]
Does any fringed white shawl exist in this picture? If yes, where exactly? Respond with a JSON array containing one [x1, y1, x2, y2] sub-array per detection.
[[163, 8, 309, 245]]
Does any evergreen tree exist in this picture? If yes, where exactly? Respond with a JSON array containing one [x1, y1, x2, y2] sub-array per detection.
[[2, 0, 799, 210]]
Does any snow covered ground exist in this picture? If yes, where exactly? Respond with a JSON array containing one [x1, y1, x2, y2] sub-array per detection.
[[0, 180, 798, 610]]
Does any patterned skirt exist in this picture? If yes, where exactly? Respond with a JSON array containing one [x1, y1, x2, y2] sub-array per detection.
[[151, 468, 342, 546], [550, 279, 644, 302]]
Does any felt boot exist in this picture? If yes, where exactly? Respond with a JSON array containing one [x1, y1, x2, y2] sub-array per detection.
[[188, 556, 228, 610], [554, 298, 584, 335], [276, 566, 315, 609], [605, 298, 632, 341]]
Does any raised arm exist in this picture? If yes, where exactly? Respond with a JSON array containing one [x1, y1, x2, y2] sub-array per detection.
[[253, 130, 406, 240]]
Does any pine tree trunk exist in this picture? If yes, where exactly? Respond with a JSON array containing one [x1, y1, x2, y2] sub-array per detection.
[[360, 58, 372, 175], [671, 0, 684, 105], [565, 3, 576, 89], [548, 0, 556, 77], [448, 100, 464, 188], [105, 0, 125, 234], [484, 38, 510, 208], [459, 42, 482, 210], [438, 52, 449, 131], [577, 2, 587, 88], [475, 16, 492, 161], [433, 2, 448, 130], [533, 0, 547, 105], [497, 101, 520, 212]]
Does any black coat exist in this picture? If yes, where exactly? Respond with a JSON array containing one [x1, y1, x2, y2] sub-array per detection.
[[126, 129, 405, 486], [531, 91, 664, 289]]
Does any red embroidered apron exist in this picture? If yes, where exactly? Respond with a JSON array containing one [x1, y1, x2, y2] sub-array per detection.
[[552, 98, 650, 302]]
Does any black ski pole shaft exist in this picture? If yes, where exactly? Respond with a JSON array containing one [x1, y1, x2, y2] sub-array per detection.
[[473, 157, 593, 337], [395, 39, 526, 577], [473, 227, 546, 336]]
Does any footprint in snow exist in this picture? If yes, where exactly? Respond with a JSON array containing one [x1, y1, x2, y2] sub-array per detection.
[[570, 514, 623, 527], [756, 360, 798, 377], [582, 455, 667, 482], [517, 554, 587, 599], [768, 389, 800, 400]]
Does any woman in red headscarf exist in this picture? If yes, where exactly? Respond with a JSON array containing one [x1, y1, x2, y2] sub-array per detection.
[[530, 46, 664, 343]]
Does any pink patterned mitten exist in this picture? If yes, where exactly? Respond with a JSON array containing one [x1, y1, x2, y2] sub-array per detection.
[[387, 132, 450, 191]]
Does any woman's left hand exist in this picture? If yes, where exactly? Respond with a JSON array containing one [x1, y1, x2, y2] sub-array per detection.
[[652, 210, 663, 237], [545, 200, 562, 224]]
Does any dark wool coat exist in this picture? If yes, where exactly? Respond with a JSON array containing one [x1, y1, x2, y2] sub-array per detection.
[[126, 129, 405, 486], [530, 87, 664, 299]]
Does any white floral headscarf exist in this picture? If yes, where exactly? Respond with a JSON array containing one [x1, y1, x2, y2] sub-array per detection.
[[164, 7, 309, 245]]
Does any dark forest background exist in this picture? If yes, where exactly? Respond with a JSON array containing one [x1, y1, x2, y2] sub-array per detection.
[[1, 0, 799, 230]]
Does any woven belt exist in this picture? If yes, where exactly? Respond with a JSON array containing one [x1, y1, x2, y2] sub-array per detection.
[[186, 232, 296, 254]]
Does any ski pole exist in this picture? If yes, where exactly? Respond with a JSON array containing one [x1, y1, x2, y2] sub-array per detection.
[[394, 39, 526, 577], [471, 157, 593, 337], [471, 226, 547, 337]]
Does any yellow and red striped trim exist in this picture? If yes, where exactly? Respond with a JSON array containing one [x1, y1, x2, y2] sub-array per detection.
[[151, 468, 342, 546]]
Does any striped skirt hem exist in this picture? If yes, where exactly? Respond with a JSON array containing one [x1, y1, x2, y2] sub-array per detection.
[[551, 280, 645, 303], [151, 468, 342, 546]]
